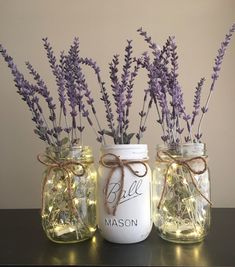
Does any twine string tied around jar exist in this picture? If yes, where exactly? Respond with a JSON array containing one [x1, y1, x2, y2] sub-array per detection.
[[100, 153, 148, 216], [37, 153, 87, 215], [156, 150, 212, 209]]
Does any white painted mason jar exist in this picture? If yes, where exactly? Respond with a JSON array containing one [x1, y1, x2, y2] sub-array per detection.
[[97, 144, 152, 243]]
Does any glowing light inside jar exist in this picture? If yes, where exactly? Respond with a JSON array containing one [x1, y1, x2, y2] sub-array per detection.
[[172, 163, 178, 170], [176, 230, 181, 237], [89, 227, 96, 232], [69, 227, 76, 232], [57, 183, 62, 189], [163, 206, 168, 212], [74, 198, 79, 205], [88, 200, 96, 205]]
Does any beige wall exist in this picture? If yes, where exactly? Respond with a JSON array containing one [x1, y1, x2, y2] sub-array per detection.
[[0, 0, 235, 208]]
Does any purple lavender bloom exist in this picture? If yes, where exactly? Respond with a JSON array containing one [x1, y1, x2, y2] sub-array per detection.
[[176, 127, 184, 134], [137, 27, 161, 57], [80, 57, 115, 133], [80, 57, 100, 75], [26, 62, 56, 114], [100, 82, 115, 132], [196, 25, 235, 142], [109, 54, 120, 108], [64, 38, 106, 143], [121, 40, 133, 129], [138, 33, 173, 142], [211, 24, 235, 86], [194, 133, 202, 142], [0, 44, 52, 144], [139, 31, 191, 143], [150, 71, 170, 127], [133, 53, 160, 143], [125, 53, 142, 130], [141, 23, 235, 145], [64, 38, 81, 133], [77, 126, 85, 132], [139, 110, 146, 117], [73, 50, 105, 142], [64, 127, 72, 134], [191, 78, 205, 126], [168, 36, 193, 141], [168, 36, 185, 117], [161, 135, 168, 142], [43, 38, 67, 117], [109, 54, 126, 140], [26, 61, 61, 144], [122, 40, 132, 90]]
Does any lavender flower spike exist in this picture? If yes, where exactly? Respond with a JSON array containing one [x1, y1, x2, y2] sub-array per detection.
[[64, 39, 80, 141], [0, 44, 53, 145], [191, 77, 205, 126], [137, 27, 161, 57], [122, 40, 135, 134], [25, 61, 60, 144], [197, 23, 235, 141], [80, 57, 115, 135], [43, 38, 67, 117]]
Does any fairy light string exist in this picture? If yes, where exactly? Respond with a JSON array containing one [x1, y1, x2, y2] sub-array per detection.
[[156, 150, 212, 209], [37, 153, 92, 215]]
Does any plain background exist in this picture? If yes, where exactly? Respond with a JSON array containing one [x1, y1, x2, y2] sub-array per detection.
[[0, 0, 235, 208]]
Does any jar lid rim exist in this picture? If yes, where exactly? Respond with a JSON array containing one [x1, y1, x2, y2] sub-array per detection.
[[101, 144, 148, 149], [101, 144, 148, 154], [156, 142, 205, 148]]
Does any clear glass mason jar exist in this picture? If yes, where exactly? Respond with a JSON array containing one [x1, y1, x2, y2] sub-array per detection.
[[152, 143, 211, 243], [40, 145, 97, 243], [97, 144, 152, 244]]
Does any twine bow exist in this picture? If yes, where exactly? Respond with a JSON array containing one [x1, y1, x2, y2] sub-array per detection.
[[100, 153, 148, 216], [156, 150, 212, 209], [37, 154, 86, 215]]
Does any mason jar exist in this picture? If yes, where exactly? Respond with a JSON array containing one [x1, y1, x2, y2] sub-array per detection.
[[152, 143, 211, 243], [97, 144, 152, 244], [39, 145, 97, 243]]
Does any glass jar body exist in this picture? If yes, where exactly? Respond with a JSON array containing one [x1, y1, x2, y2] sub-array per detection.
[[41, 146, 97, 243], [97, 144, 152, 244], [152, 143, 211, 243]]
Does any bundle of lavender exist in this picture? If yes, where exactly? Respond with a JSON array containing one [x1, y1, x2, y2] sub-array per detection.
[[82, 40, 152, 144], [0, 38, 153, 149], [0, 38, 104, 150], [137, 24, 235, 144]]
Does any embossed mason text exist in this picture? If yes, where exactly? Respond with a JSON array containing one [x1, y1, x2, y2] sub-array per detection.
[[105, 218, 138, 227]]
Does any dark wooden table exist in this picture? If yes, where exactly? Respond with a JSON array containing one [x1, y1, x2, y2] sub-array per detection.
[[0, 209, 234, 266]]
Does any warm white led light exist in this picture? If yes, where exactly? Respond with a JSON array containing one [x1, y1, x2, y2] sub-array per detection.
[[172, 163, 178, 169], [163, 206, 168, 212], [89, 227, 96, 232], [88, 200, 96, 205], [74, 198, 79, 205], [176, 230, 181, 237], [57, 183, 62, 189]]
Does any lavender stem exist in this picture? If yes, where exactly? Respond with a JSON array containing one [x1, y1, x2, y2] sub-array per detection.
[[197, 23, 235, 141]]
